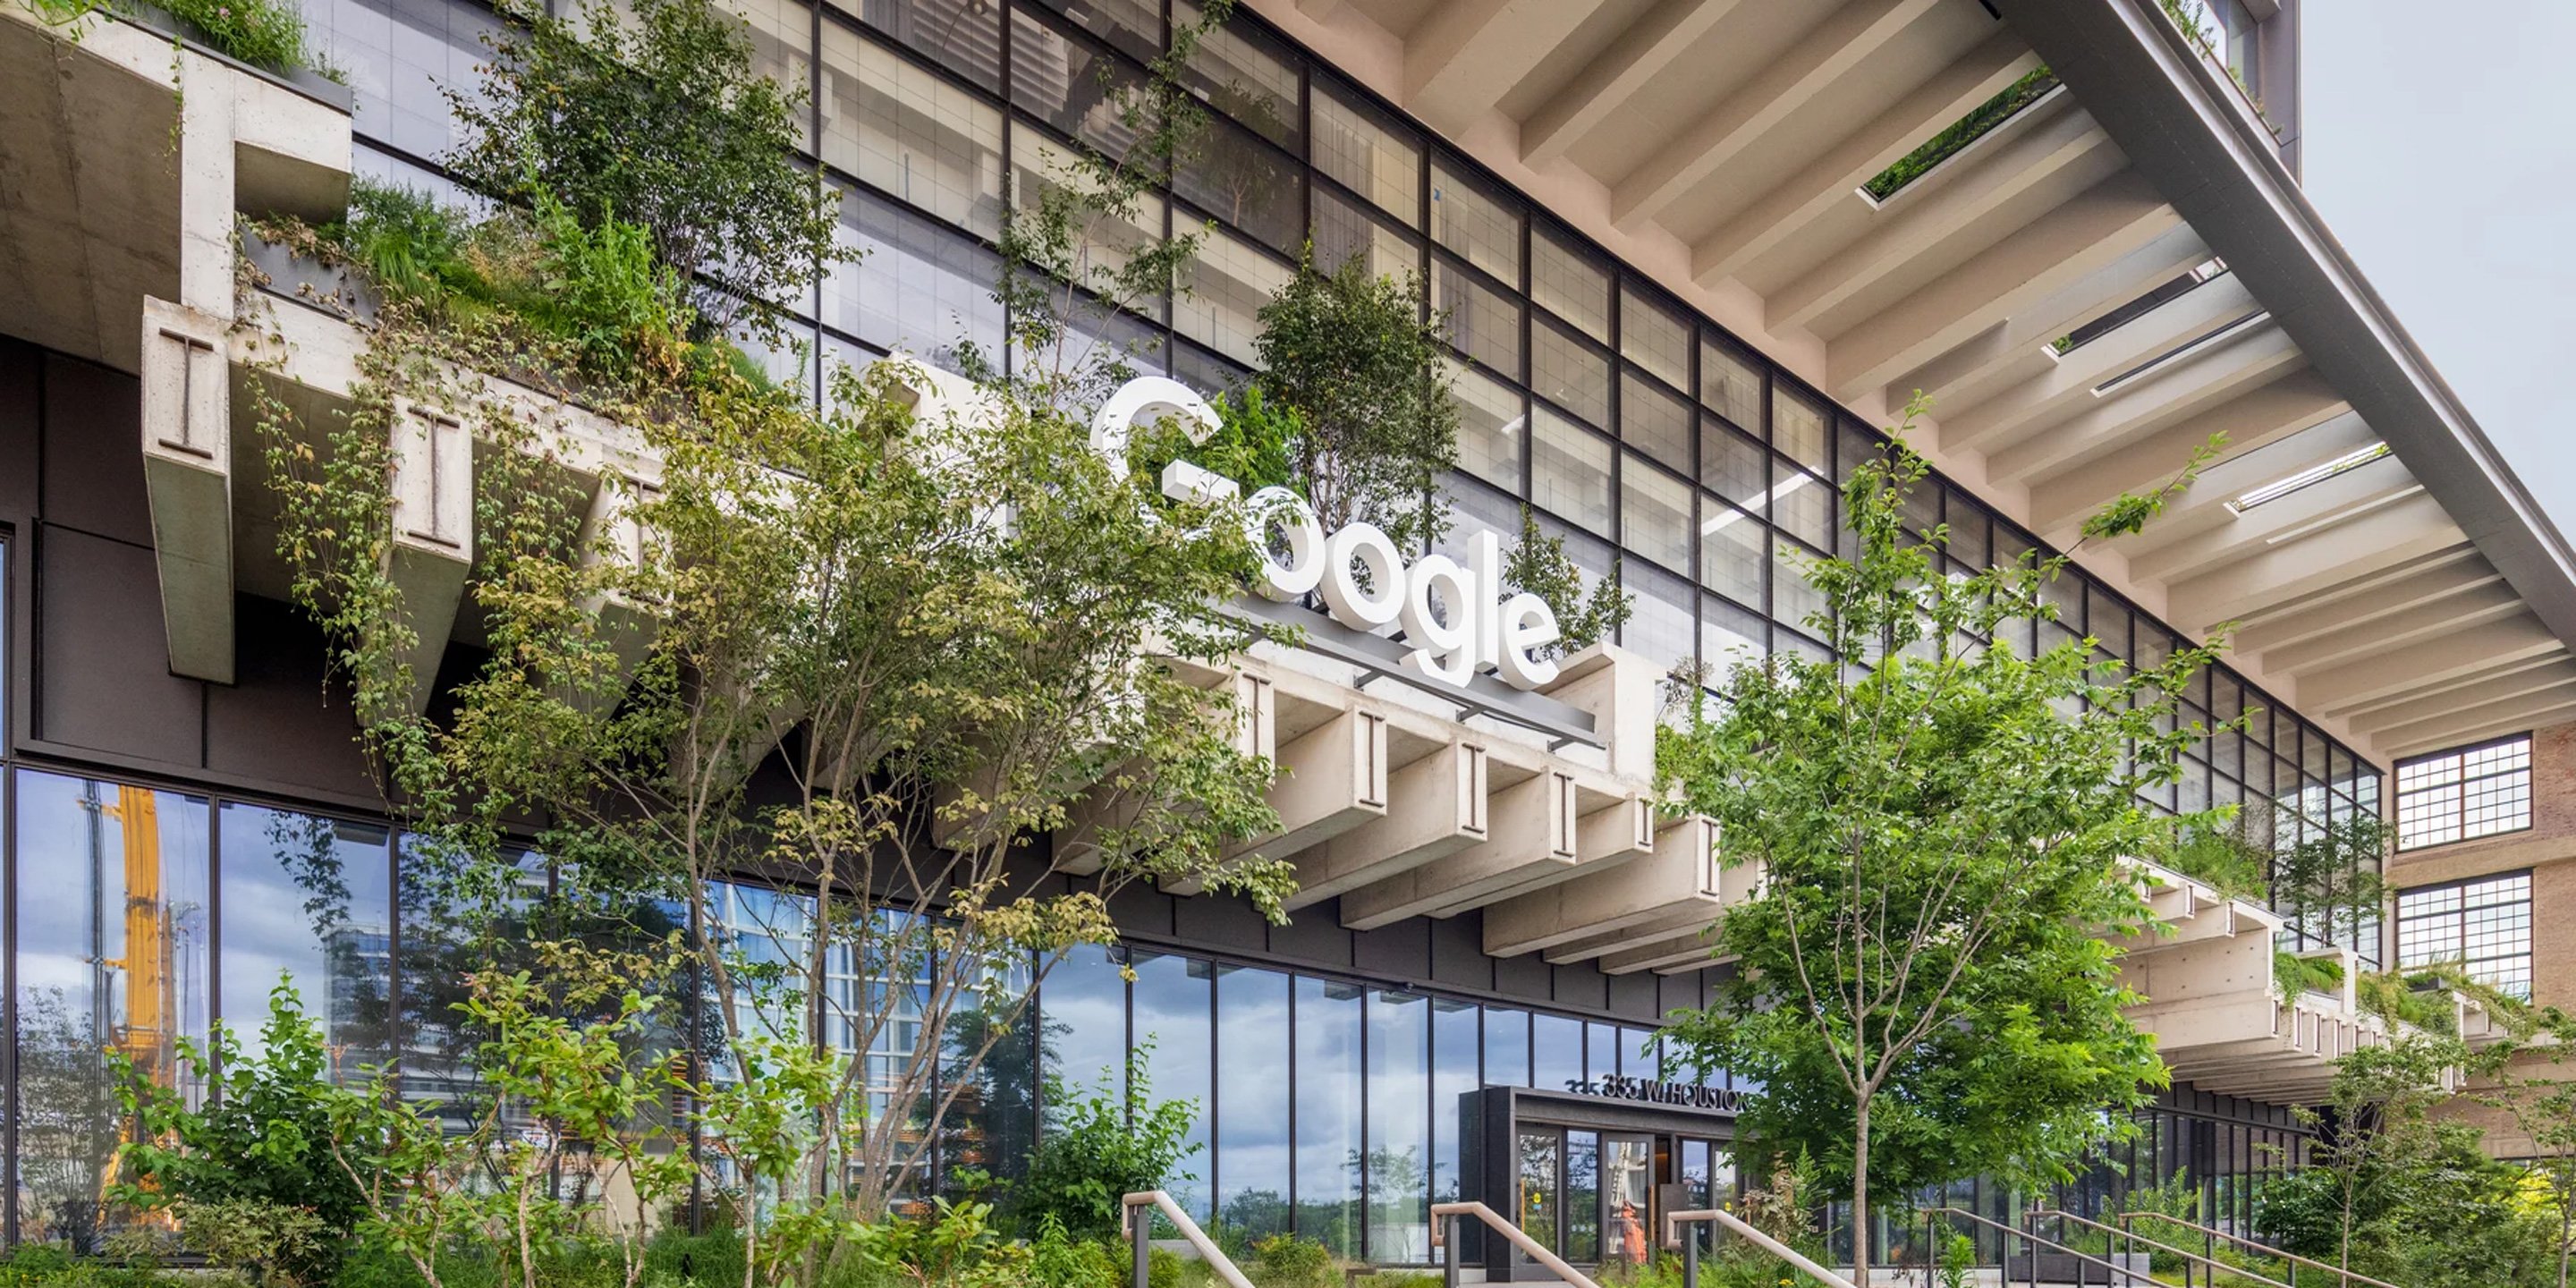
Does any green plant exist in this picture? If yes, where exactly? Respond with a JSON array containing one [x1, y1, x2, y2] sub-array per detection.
[[2274, 950, 2346, 1000], [2272, 812, 2389, 956], [2158, 811, 2272, 902], [1936, 1233, 1975, 1288], [168, 1198, 334, 1288], [518, 190, 688, 377], [1247, 1234, 1333, 1288], [132, 0, 315, 74], [1130, 386, 1298, 500], [1016, 1046, 1202, 1243], [1863, 67, 2058, 201], [445, 0, 845, 338], [110, 979, 366, 1288], [1254, 251, 1458, 552], [1657, 394, 2224, 1286], [1501, 504, 1632, 657]]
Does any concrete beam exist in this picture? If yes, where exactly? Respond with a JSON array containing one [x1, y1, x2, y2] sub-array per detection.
[[2343, 657, 2576, 734], [2380, 687, 2576, 760], [2024, 369, 2347, 536], [2232, 549, 2498, 657], [569, 479, 662, 713], [1237, 708, 1390, 856], [140, 297, 235, 683], [2123, 462, 2417, 586], [1935, 273, 2256, 453], [1522, 0, 1747, 166], [1339, 763, 1578, 930], [1287, 738, 1489, 910], [1540, 643, 1664, 784], [2261, 580, 2527, 678], [1770, 97, 2115, 332], [1612, 0, 1940, 230], [2163, 491, 2467, 635], [1597, 929, 1721, 975], [2296, 611, 2561, 716], [1403, 0, 1606, 135], [1483, 815, 1718, 956], [1826, 171, 2178, 402], [1692, 30, 2037, 284], [1985, 320, 2302, 485], [381, 399, 474, 717], [1893, 222, 2211, 413]]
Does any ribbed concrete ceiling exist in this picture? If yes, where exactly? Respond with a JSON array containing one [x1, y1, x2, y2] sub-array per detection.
[[1255, 0, 2576, 767]]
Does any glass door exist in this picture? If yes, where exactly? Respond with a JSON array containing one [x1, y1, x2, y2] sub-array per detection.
[[1602, 1134, 1655, 1267], [1515, 1129, 1561, 1254]]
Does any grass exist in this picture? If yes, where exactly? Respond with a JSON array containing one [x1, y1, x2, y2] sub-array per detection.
[[1863, 67, 2060, 202]]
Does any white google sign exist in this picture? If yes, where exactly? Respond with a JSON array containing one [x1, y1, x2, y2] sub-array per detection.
[[1093, 377, 1565, 692]]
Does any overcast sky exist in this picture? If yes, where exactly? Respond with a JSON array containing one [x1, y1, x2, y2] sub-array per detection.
[[2301, 2, 2576, 543]]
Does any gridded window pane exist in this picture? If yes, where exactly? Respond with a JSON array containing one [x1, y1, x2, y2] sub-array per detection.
[[1176, 114, 1305, 252], [1365, 991, 1432, 1260], [220, 805, 394, 1074], [1434, 258, 1523, 380], [1533, 318, 1611, 427], [829, 190, 1004, 373], [1621, 371, 1690, 472], [1133, 953, 1214, 1217], [1623, 564, 1697, 679], [1532, 226, 1609, 340], [825, 28, 1004, 235], [1703, 594, 1767, 670], [733, 0, 817, 148], [1621, 455, 1692, 574], [2397, 735, 2533, 850], [1314, 186, 1420, 281], [1010, 123, 1166, 318], [841, 0, 1002, 90], [1295, 977, 1364, 1258], [1027, 0, 1157, 62], [1622, 285, 1690, 391], [1178, 0, 1301, 149], [1429, 163, 1521, 284], [2397, 873, 2534, 998], [1453, 364, 1525, 492], [1015, 10, 1144, 147], [302, 0, 498, 162], [1216, 964, 1292, 1236], [1776, 535, 1830, 629], [1699, 500, 1764, 610], [1178, 232, 1292, 365], [1532, 410, 1613, 535], [1702, 336, 1762, 433], [1774, 385, 1829, 471], [1701, 419, 1767, 515], [1774, 463, 1832, 549], [1314, 84, 1421, 227]]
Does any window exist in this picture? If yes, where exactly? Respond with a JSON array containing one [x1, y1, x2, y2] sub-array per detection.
[[2397, 734, 2533, 850], [2397, 873, 2534, 999]]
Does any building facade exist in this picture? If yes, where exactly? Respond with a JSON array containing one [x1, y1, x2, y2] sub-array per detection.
[[4, 0, 2573, 1275]]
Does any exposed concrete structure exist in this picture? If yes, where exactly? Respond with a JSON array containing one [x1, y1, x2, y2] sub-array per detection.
[[1253, 0, 2576, 766]]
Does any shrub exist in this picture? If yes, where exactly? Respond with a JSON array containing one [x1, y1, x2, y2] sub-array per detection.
[[1246, 1234, 1332, 1288], [111, 979, 363, 1288], [1013, 1045, 1201, 1243]]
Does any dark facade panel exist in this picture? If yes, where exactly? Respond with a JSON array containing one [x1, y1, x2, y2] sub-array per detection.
[[1428, 912, 1495, 993], [35, 525, 200, 764], [1352, 915, 1428, 981], [204, 597, 376, 801], [0, 340, 38, 521], [38, 352, 148, 548]]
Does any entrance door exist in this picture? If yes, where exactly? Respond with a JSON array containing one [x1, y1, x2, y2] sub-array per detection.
[[1601, 1134, 1655, 1267], [1514, 1129, 1561, 1253]]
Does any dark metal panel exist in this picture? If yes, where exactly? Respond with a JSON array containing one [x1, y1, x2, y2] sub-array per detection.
[[1606, 969, 1657, 1022], [1552, 962, 1609, 1013], [0, 341, 37, 522], [1267, 897, 1356, 969], [1428, 911, 1496, 992], [203, 596, 375, 801], [37, 353, 149, 547], [1352, 915, 1428, 980], [1494, 948, 1551, 1001], [33, 525, 203, 765]]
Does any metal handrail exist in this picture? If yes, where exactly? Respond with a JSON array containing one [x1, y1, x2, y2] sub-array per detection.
[[2119, 1211, 2407, 1288], [1663, 1208, 1858, 1288], [1925, 1207, 2157, 1287], [1122, 1191, 1255, 1288], [2032, 1208, 2291, 1288], [1429, 1200, 1601, 1288]]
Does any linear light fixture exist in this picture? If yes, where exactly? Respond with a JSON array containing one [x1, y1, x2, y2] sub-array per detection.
[[2226, 442, 2393, 514]]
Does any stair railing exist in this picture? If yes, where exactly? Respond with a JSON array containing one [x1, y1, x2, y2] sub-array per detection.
[[2116, 1210, 2407, 1288], [1924, 1206, 2157, 1288], [1428, 1201, 1602, 1288], [2029, 1208, 2292, 1288], [1122, 1191, 1255, 1288], [1661, 1208, 1858, 1288]]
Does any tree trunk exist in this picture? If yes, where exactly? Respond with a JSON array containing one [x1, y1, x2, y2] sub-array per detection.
[[1853, 1098, 1873, 1288], [2557, 1199, 2569, 1288]]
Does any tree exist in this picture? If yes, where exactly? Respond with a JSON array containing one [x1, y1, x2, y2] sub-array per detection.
[[445, 0, 844, 335], [2258, 1034, 2471, 1281], [1499, 504, 1631, 657], [2273, 811, 2390, 957], [1656, 401, 2222, 1284], [1254, 253, 1458, 552]]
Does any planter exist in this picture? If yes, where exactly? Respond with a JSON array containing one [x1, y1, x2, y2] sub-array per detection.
[[114, 0, 353, 109], [242, 230, 379, 322]]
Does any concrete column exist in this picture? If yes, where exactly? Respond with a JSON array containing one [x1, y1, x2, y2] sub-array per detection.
[[1288, 738, 1489, 910], [141, 296, 236, 682], [1338, 760, 1579, 930], [381, 399, 474, 716]]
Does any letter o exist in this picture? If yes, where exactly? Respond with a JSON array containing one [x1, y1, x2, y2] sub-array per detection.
[[1243, 487, 1325, 601], [1320, 522, 1405, 630]]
